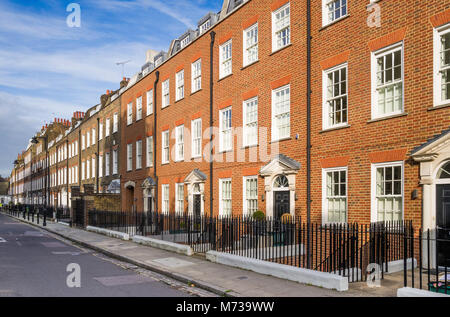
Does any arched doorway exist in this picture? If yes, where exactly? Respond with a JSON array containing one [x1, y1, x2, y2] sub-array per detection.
[[124, 181, 136, 212], [273, 175, 290, 220], [436, 161, 450, 267]]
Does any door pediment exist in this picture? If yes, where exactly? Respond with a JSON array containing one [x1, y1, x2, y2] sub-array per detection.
[[259, 154, 301, 177]]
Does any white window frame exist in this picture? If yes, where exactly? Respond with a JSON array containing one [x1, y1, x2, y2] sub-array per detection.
[[219, 106, 232, 152], [162, 184, 170, 214], [434, 24, 450, 107], [136, 140, 142, 170], [322, 0, 348, 27], [191, 118, 202, 159], [243, 176, 258, 217], [86, 131, 90, 148], [127, 102, 133, 125], [200, 20, 211, 34], [105, 153, 110, 177], [191, 59, 202, 93], [99, 155, 103, 178], [113, 113, 119, 133], [271, 84, 291, 142], [81, 134, 85, 150], [175, 183, 184, 215], [180, 36, 190, 49], [146, 136, 153, 167], [86, 159, 90, 179], [371, 42, 404, 120], [92, 128, 96, 145], [147, 89, 153, 115], [99, 122, 103, 140], [176, 70, 185, 101], [272, 2, 290, 52], [322, 167, 348, 224], [370, 161, 404, 223], [322, 63, 348, 130], [219, 40, 232, 79], [219, 178, 232, 218], [127, 144, 133, 172], [91, 157, 95, 179], [162, 130, 170, 164], [105, 118, 111, 137], [243, 97, 258, 147], [175, 125, 184, 162], [243, 23, 258, 67], [136, 96, 143, 121], [162, 79, 170, 108], [113, 150, 118, 175]]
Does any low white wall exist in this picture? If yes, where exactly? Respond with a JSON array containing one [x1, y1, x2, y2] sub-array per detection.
[[86, 226, 130, 241], [397, 287, 449, 297], [386, 258, 417, 274], [132, 235, 194, 256], [206, 251, 348, 291]]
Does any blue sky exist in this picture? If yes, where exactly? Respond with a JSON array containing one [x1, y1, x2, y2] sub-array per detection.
[[0, 0, 222, 177]]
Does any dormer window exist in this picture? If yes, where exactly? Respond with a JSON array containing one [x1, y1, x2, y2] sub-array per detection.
[[180, 36, 190, 49], [155, 57, 163, 67], [200, 20, 211, 34]]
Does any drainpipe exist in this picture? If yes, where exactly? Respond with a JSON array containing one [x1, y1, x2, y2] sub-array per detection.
[[153, 71, 160, 212], [306, 0, 312, 268], [209, 31, 216, 218]]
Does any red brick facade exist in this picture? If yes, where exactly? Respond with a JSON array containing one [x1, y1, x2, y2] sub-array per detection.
[[119, 0, 450, 228]]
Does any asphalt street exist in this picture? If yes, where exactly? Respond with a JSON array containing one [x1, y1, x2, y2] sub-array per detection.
[[0, 213, 209, 297]]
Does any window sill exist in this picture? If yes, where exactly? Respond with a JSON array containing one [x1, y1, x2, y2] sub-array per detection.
[[190, 89, 202, 96], [320, 124, 351, 134], [428, 103, 450, 111], [191, 155, 202, 160], [270, 43, 292, 57], [270, 137, 292, 144], [161, 105, 171, 110], [146, 113, 154, 117], [218, 73, 233, 82], [241, 60, 259, 71], [218, 149, 233, 154], [175, 97, 185, 104], [319, 14, 351, 32], [161, 162, 170, 166], [367, 112, 408, 123]]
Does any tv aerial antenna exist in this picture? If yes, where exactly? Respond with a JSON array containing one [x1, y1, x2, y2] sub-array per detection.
[[116, 60, 131, 78]]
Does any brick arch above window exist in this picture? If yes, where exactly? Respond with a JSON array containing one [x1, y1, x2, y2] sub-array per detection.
[[368, 27, 407, 52]]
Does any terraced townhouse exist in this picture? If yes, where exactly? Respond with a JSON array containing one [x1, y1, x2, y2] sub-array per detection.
[[9, 0, 450, 232]]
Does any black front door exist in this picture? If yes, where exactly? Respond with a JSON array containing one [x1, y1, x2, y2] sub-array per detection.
[[436, 184, 450, 267], [274, 191, 290, 220], [194, 194, 201, 218]]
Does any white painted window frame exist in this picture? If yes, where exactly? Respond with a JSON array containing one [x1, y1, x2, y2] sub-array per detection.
[[322, 63, 348, 130], [219, 178, 232, 218], [243, 23, 258, 67], [162, 130, 170, 164], [434, 23, 450, 107], [175, 183, 184, 215], [191, 118, 202, 159], [127, 102, 133, 125], [370, 161, 404, 223], [322, 167, 348, 225], [243, 176, 258, 217], [191, 59, 202, 93], [136, 96, 143, 121], [146, 136, 153, 167], [127, 144, 133, 172], [162, 79, 170, 108], [243, 97, 258, 147], [370, 42, 404, 120], [136, 140, 142, 170], [322, 0, 348, 27], [176, 70, 185, 101], [219, 40, 232, 79], [147, 89, 153, 115], [219, 106, 232, 152], [175, 125, 184, 162], [271, 84, 291, 142], [272, 2, 290, 52], [162, 184, 170, 214]]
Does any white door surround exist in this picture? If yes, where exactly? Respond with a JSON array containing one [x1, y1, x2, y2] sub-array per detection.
[[259, 154, 301, 218], [184, 169, 207, 216], [412, 130, 450, 231]]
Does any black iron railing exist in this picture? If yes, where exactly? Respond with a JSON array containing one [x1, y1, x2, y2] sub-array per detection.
[[87, 209, 413, 282], [403, 227, 450, 295]]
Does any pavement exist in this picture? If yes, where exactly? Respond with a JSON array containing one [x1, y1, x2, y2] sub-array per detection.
[[0, 212, 217, 297], [0, 211, 404, 297]]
